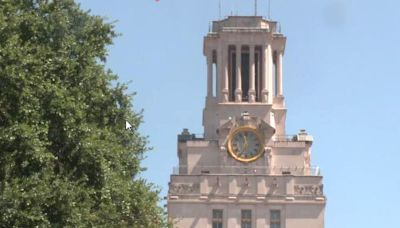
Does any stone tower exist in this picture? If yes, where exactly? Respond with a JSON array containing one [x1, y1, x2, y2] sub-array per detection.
[[167, 16, 326, 228]]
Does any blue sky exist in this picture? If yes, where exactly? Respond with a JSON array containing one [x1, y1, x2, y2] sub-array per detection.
[[78, 1, 400, 227]]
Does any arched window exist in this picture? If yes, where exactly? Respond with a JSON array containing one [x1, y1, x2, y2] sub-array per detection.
[[241, 46, 250, 102], [255, 46, 262, 102], [228, 45, 236, 102], [212, 50, 217, 97]]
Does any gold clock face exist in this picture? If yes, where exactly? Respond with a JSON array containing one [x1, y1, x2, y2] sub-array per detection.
[[227, 126, 264, 163]]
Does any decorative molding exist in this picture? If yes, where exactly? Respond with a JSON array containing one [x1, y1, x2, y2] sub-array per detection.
[[294, 184, 323, 196], [269, 177, 279, 188], [169, 183, 200, 194], [265, 146, 272, 166], [169, 195, 179, 200], [285, 196, 295, 201], [199, 195, 208, 200], [304, 150, 311, 168]]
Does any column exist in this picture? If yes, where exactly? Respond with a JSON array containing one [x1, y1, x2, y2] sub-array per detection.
[[261, 46, 266, 99], [276, 51, 283, 96], [248, 46, 256, 103], [235, 45, 242, 102], [268, 47, 273, 103], [261, 44, 272, 103], [221, 46, 229, 102], [207, 55, 213, 97]]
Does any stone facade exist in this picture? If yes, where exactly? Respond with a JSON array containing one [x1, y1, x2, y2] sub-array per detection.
[[168, 16, 326, 228]]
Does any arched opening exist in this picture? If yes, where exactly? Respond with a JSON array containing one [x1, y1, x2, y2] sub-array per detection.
[[228, 45, 236, 102], [212, 50, 217, 97], [273, 50, 278, 97], [255, 46, 262, 102], [241, 46, 250, 102]]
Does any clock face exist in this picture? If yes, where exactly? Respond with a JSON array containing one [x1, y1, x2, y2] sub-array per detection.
[[227, 126, 264, 163]]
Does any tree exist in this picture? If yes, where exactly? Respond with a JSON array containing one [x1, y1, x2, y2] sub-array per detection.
[[0, 0, 166, 226]]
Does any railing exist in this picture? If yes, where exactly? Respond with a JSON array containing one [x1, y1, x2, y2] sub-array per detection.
[[172, 165, 321, 176], [221, 27, 269, 33], [193, 134, 205, 139], [178, 134, 306, 143], [178, 133, 204, 142], [273, 135, 298, 142]]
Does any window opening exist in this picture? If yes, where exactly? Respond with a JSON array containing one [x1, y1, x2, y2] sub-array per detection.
[[241, 209, 252, 228], [212, 50, 217, 97], [270, 210, 281, 228], [255, 46, 262, 102], [228, 46, 236, 101], [212, 209, 223, 228], [272, 51, 278, 97], [241, 46, 250, 102]]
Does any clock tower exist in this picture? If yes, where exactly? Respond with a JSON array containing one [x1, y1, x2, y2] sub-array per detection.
[[168, 16, 326, 228]]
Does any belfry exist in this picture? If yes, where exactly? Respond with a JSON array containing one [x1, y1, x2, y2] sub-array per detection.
[[167, 16, 326, 228]]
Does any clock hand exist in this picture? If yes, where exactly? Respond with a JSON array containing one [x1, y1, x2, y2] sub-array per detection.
[[236, 135, 243, 153], [243, 135, 249, 151]]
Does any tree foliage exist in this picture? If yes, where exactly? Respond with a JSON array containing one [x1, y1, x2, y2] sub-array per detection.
[[0, 0, 166, 226]]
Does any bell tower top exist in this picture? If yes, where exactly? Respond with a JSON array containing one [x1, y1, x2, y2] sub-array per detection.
[[204, 16, 286, 105], [203, 16, 287, 139]]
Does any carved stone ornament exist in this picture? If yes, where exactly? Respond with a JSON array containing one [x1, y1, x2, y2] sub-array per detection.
[[169, 183, 200, 194], [294, 184, 323, 196], [304, 151, 311, 167]]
